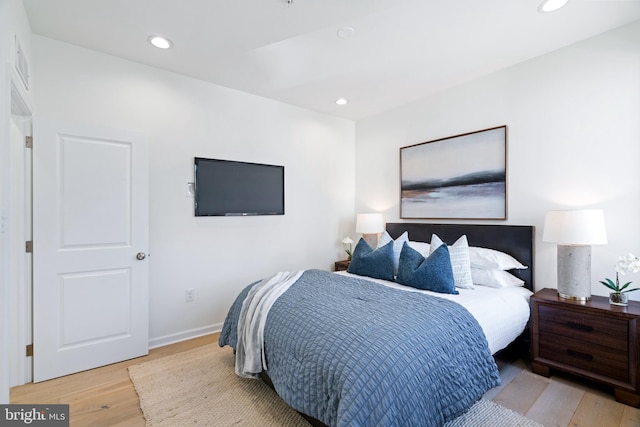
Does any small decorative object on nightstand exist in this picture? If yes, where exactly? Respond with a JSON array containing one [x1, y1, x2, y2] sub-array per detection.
[[599, 253, 640, 307], [341, 237, 354, 260], [334, 260, 350, 272], [530, 288, 640, 407]]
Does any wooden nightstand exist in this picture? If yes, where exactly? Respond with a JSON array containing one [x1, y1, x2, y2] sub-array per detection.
[[334, 260, 350, 272], [530, 288, 640, 407]]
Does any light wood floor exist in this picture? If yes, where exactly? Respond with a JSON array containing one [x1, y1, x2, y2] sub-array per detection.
[[488, 352, 640, 427], [10, 333, 640, 427], [10, 334, 218, 427]]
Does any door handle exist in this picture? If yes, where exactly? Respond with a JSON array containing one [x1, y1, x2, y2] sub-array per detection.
[[136, 252, 147, 260]]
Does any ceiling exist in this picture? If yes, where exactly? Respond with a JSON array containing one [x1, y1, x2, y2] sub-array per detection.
[[23, 0, 640, 120]]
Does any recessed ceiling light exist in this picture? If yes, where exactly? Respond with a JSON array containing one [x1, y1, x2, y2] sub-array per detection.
[[337, 27, 355, 39], [148, 35, 173, 49], [538, 0, 568, 13], [335, 98, 348, 106]]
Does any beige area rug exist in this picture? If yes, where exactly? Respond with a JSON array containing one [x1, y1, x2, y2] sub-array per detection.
[[128, 344, 543, 427]]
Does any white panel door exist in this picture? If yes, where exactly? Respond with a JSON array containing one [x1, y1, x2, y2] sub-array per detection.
[[33, 118, 148, 382]]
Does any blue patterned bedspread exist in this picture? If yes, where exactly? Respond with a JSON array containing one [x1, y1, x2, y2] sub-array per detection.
[[219, 269, 500, 427]]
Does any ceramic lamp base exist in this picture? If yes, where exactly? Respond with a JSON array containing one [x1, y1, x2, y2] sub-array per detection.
[[557, 244, 591, 301], [362, 233, 379, 250]]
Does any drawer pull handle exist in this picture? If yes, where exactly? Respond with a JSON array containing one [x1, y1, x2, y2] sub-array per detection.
[[566, 321, 593, 332], [566, 349, 593, 361]]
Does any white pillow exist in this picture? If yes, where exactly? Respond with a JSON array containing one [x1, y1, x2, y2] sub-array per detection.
[[408, 241, 431, 257], [471, 268, 525, 288], [469, 247, 528, 270], [430, 234, 474, 289], [377, 231, 409, 274]]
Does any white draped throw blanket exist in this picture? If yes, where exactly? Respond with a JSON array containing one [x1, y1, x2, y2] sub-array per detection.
[[235, 271, 304, 379]]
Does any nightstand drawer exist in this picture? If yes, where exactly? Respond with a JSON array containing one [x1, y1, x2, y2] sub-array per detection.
[[531, 289, 640, 407], [539, 331, 629, 382], [539, 305, 628, 351]]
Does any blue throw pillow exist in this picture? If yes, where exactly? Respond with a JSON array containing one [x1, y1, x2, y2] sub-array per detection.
[[347, 239, 395, 282], [396, 242, 458, 294]]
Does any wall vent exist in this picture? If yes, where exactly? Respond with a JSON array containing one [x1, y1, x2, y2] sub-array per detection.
[[15, 35, 29, 90]]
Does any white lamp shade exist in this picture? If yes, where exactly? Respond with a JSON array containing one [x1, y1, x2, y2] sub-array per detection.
[[355, 213, 384, 234], [542, 209, 607, 245]]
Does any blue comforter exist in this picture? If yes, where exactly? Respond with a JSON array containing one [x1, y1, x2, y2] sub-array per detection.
[[219, 269, 500, 427]]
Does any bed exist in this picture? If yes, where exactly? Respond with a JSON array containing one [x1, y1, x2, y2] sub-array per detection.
[[219, 223, 534, 427]]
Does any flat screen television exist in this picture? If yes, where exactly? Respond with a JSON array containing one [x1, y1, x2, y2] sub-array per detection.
[[194, 157, 285, 216]]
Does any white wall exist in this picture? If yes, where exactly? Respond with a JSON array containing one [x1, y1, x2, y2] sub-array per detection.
[[355, 21, 640, 299], [0, 0, 33, 403], [31, 36, 355, 346], [12, 7, 640, 398]]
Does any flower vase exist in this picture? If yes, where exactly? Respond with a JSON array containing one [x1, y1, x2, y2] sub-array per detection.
[[609, 292, 629, 306]]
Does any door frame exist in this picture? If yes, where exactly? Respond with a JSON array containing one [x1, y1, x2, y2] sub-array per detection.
[[8, 113, 32, 387], [3, 65, 33, 395]]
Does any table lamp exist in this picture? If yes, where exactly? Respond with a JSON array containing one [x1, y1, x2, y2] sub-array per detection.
[[355, 213, 384, 249], [543, 209, 607, 301]]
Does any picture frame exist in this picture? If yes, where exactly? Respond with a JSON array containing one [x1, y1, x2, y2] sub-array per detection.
[[400, 125, 507, 220]]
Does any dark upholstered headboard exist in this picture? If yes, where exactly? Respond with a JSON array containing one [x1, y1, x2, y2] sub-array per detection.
[[386, 223, 534, 291]]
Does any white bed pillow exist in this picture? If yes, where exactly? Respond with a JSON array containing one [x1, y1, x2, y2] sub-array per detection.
[[407, 241, 430, 257], [471, 268, 525, 288], [469, 247, 528, 270], [429, 234, 474, 289], [377, 231, 409, 274]]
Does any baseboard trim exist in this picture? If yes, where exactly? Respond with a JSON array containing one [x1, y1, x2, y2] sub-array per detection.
[[149, 323, 223, 349]]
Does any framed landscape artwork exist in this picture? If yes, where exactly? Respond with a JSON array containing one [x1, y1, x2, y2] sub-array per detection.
[[400, 126, 507, 220]]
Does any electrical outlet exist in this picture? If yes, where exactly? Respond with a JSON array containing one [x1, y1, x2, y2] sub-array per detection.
[[185, 288, 195, 302]]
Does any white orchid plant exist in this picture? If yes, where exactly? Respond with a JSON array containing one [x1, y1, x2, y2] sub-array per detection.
[[341, 237, 354, 259], [599, 253, 640, 294]]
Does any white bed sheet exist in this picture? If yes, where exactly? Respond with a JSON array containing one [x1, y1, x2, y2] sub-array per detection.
[[336, 271, 532, 355]]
